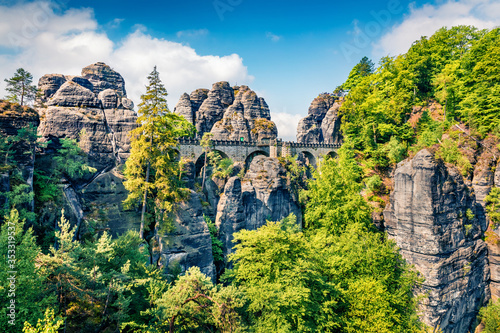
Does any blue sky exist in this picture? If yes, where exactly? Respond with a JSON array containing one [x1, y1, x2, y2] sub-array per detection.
[[1, 0, 499, 140]]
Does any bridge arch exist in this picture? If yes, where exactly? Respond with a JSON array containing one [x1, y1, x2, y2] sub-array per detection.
[[298, 150, 317, 168], [245, 150, 269, 170], [195, 150, 230, 177], [325, 151, 337, 160]]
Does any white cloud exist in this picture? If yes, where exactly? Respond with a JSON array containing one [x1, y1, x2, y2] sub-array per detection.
[[176, 28, 209, 38], [0, 1, 252, 110], [112, 30, 253, 107], [107, 18, 124, 29], [265, 32, 281, 42], [374, 0, 500, 57], [271, 112, 302, 141]]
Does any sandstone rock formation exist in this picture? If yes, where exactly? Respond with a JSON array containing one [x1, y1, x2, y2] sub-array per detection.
[[37, 62, 136, 169], [154, 190, 215, 280], [174, 83, 277, 141], [37, 63, 139, 235], [216, 156, 301, 258], [384, 150, 489, 333], [297, 93, 342, 144]]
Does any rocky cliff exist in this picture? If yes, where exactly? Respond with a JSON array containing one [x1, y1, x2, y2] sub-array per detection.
[[174, 82, 277, 141], [215, 156, 302, 259], [38, 62, 136, 169], [384, 150, 489, 333], [296, 93, 342, 144]]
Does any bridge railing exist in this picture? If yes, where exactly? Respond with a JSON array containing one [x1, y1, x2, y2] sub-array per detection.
[[177, 137, 341, 149], [282, 141, 342, 149]]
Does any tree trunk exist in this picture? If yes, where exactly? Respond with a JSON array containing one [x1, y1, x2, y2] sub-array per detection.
[[140, 162, 150, 239]]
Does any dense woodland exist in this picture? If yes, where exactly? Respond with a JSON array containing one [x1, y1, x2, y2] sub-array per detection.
[[1, 25, 500, 332]]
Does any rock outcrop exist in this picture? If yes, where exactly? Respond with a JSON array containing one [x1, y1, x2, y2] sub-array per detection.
[[297, 93, 342, 144], [37, 63, 139, 234], [155, 190, 215, 280], [384, 150, 489, 333], [216, 156, 301, 258], [37, 62, 136, 169], [174, 83, 277, 141]]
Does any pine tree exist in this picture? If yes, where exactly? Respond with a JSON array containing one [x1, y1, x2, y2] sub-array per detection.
[[4, 68, 38, 106], [123, 66, 195, 239]]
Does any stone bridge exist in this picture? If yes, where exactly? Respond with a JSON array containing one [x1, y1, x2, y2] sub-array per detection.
[[177, 137, 341, 171]]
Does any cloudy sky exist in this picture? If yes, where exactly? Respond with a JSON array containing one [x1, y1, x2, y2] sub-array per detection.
[[1, 0, 499, 140]]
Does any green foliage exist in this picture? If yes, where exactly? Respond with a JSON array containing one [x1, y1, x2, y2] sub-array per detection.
[[229, 219, 331, 332], [54, 137, 96, 180], [123, 66, 195, 236], [435, 138, 472, 176], [343, 56, 375, 91], [228, 217, 423, 333], [303, 145, 372, 234], [0, 209, 53, 332], [213, 157, 234, 180], [151, 267, 247, 332], [485, 187, 500, 229], [204, 214, 224, 264], [4, 68, 38, 106], [22, 308, 63, 333], [386, 136, 407, 164], [0, 124, 41, 223], [37, 211, 155, 332], [457, 28, 500, 135], [313, 223, 422, 333], [365, 174, 382, 193], [479, 299, 500, 333]]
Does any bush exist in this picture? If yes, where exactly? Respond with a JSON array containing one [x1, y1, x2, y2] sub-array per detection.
[[435, 138, 472, 176]]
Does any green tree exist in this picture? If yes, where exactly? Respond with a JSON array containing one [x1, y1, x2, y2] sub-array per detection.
[[4, 68, 38, 106], [23, 309, 63, 333], [151, 267, 247, 332], [343, 56, 374, 91], [228, 218, 337, 332], [303, 144, 372, 234], [479, 299, 500, 333], [0, 209, 53, 332], [123, 66, 195, 239], [227, 216, 423, 333], [54, 137, 97, 180], [485, 187, 500, 229]]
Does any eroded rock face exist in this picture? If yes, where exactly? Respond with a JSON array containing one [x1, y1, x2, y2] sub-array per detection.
[[174, 83, 277, 141], [297, 94, 342, 144], [81, 62, 126, 97], [384, 150, 489, 333], [36, 63, 139, 238], [216, 156, 301, 258], [37, 62, 136, 169], [156, 190, 215, 280]]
